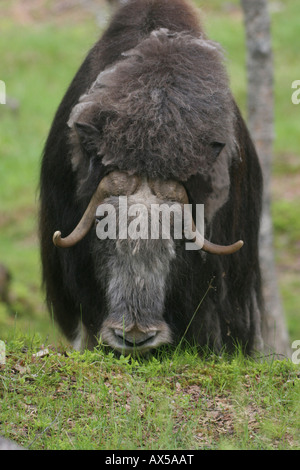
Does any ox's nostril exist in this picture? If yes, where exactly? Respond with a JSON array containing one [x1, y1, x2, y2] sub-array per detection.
[[114, 328, 157, 348], [100, 321, 172, 353]]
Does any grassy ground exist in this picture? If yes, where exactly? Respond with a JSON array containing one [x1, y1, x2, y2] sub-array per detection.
[[1, 334, 299, 450], [0, 0, 299, 450]]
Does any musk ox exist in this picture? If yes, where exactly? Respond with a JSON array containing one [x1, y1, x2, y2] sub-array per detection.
[[39, 0, 263, 354]]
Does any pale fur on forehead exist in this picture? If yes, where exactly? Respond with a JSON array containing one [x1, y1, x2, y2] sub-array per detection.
[[68, 28, 236, 181]]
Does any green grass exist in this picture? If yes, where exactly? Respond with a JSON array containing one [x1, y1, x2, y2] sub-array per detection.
[[0, 11, 99, 339], [1, 334, 299, 450]]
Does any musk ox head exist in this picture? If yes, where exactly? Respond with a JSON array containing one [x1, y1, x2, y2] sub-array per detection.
[[68, 29, 235, 183], [53, 171, 242, 354]]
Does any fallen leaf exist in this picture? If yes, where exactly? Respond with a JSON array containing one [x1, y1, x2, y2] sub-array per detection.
[[32, 348, 50, 359]]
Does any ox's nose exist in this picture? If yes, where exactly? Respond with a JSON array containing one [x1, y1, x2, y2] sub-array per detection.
[[113, 327, 157, 348], [100, 320, 172, 353]]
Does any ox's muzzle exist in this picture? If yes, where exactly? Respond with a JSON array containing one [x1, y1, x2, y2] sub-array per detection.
[[100, 321, 172, 354], [52, 170, 244, 254]]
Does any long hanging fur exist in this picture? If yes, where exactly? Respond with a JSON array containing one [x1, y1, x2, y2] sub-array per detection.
[[40, 0, 263, 353]]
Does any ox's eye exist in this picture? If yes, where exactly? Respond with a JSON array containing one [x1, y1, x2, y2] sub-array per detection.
[[210, 142, 225, 161], [74, 122, 101, 157]]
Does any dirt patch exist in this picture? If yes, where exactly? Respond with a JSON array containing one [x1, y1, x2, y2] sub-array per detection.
[[0, 205, 36, 230], [168, 382, 263, 448], [272, 171, 300, 202]]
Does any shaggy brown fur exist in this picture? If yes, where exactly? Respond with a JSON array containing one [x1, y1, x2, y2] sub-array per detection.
[[69, 29, 234, 182], [40, 0, 263, 354]]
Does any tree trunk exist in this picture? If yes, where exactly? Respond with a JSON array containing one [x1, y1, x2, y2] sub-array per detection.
[[241, 0, 290, 357]]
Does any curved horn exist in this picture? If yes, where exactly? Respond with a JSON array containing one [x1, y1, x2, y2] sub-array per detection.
[[151, 179, 244, 255], [193, 228, 244, 255], [53, 182, 109, 248], [202, 238, 244, 255], [53, 171, 141, 248], [183, 198, 244, 255]]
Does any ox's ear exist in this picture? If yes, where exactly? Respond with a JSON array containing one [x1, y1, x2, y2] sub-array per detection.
[[210, 142, 226, 162], [74, 122, 101, 156]]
